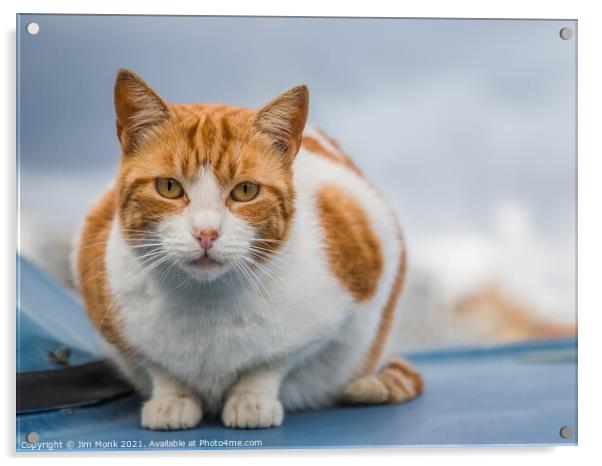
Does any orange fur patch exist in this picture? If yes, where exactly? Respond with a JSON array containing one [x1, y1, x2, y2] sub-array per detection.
[[77, 188, 133, 353], [301, 134, 362, 175], [316, 183, 384, 302], [358, 233, 407, 376]]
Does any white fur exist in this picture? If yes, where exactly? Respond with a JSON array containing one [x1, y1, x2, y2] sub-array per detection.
[[99, 137, 403, 429]]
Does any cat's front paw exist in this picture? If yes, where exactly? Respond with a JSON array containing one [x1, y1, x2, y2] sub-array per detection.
[[141, 394, 203, 430], [222, 394, 283, 429]]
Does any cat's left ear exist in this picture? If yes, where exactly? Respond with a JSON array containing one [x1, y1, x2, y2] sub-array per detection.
[[253, 85, 309, 164], [114, 69, 173, 154]]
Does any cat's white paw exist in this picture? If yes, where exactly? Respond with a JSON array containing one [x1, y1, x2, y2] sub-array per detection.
[[141, 394, 202, 430], [222, 394, 283, 429]]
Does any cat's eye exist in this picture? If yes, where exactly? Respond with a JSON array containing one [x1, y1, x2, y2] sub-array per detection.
[[156, 178, 184, 199], [231, 181, 259, 202]]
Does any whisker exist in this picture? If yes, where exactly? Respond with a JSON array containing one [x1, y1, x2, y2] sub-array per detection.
[[97, 254, 171, 331], [250, 238, 287, 244], [235, 259, 288, 362], [241, 256, 280, 282], [246, 251, 288, 267], [246, 247, 289, 267], [78, 247, 166, 285]]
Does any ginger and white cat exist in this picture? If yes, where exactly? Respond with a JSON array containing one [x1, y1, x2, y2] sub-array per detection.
[[75, 69, 422, 430]]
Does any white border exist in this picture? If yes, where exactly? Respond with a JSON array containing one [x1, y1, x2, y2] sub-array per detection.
[[3, 1, 601, 465]]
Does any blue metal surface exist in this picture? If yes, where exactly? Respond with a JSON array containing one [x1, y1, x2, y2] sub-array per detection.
[[17, 256, 103, 372], [16, 257, 578, 450]]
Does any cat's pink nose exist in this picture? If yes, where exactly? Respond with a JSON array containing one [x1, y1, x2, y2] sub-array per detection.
[[195, 229, 219, 250]]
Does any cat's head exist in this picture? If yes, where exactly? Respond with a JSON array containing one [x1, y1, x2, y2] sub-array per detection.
[[113, 69, 308, 282]]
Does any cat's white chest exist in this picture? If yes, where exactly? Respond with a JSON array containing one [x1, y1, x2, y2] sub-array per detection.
[[116, 275, 294, 375], [106, 217, 350, 397]]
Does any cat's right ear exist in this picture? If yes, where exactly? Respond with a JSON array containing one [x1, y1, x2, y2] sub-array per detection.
[[252, 85, 309, 165], [114, 69, 172, 154]]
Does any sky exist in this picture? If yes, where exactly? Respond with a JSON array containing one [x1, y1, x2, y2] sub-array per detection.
[[17, 15, 577, 320]]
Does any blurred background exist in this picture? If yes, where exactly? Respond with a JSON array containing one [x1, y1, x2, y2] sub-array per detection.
[[17, 15, 576, 350]]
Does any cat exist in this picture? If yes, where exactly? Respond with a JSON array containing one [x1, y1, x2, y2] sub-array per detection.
[[75, 69, 422, 430]]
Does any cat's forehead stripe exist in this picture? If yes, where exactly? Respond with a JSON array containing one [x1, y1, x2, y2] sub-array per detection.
[[186, 119, 201, 150], [174, 106, 253, 181]]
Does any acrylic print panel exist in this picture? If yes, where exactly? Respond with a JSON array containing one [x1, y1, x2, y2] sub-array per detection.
[[16, 15, 577, 451]]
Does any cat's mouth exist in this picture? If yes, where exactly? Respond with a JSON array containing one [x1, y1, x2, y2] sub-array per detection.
[[189, 255, 222, 268]]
